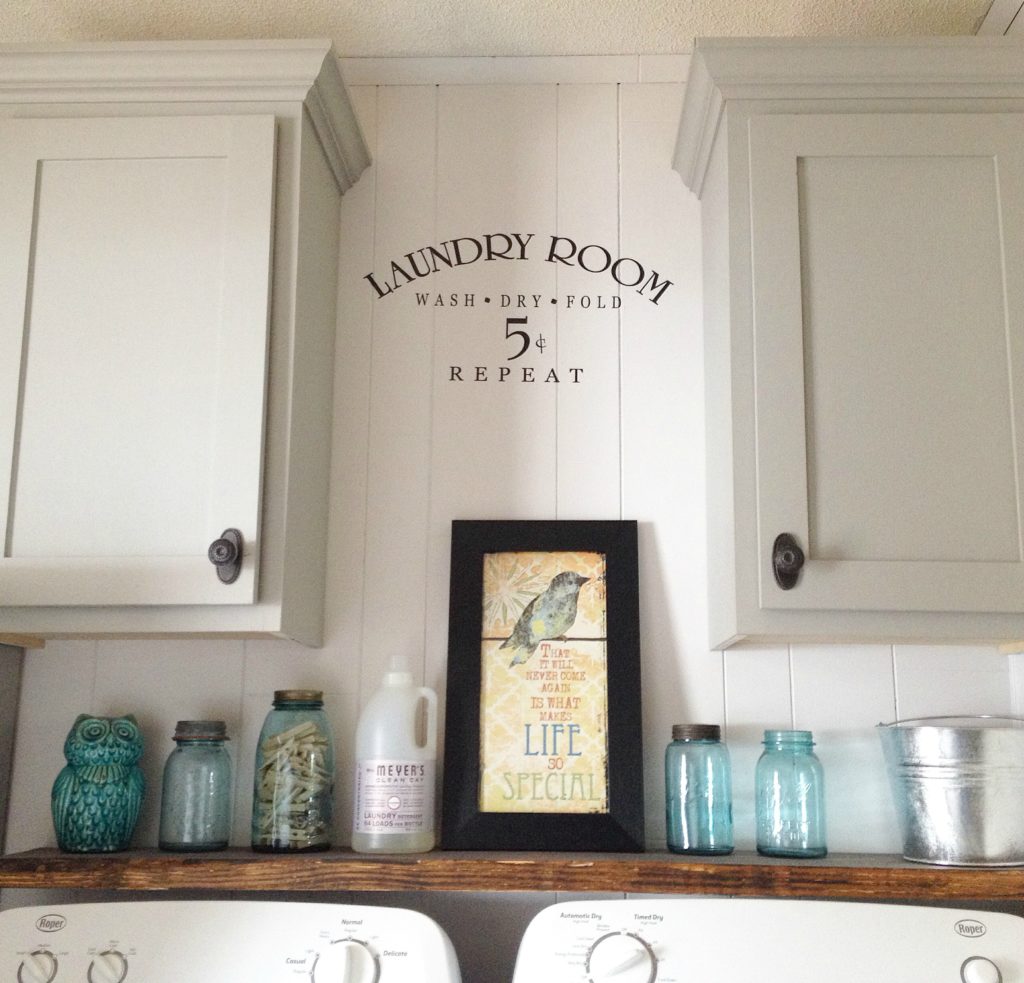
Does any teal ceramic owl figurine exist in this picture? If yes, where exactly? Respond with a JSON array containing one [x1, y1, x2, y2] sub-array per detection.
[[51, 714, 145, 852]]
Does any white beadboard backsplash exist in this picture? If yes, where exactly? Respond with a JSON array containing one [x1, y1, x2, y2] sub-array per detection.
[[7, 640, 1021, 859], [5, 54, 1024, 981]]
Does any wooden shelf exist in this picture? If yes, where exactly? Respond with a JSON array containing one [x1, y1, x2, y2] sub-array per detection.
[[1, 849, 1022, 901], [0, 634, 43, 649]]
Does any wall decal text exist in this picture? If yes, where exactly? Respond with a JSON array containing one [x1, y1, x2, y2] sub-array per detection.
[[364, 233, 673, 304]]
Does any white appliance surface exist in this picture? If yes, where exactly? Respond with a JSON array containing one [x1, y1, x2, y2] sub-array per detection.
[[0, 900, 460, 982], [511, 898, 1024, 982]]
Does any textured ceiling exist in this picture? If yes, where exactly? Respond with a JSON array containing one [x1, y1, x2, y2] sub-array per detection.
[[0, 0, 996, 56]]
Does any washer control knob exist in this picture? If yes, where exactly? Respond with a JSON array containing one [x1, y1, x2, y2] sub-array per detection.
[[88, 949, 129, 983], [313, 939, 380, 983], [586, 932, 656, 983], [962, 956, 1002, 983], [17, 950, 58, 983]]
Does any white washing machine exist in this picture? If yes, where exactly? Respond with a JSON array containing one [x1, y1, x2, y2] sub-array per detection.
[[511, 898, 1024, 982], [0, 900, 460, 982]]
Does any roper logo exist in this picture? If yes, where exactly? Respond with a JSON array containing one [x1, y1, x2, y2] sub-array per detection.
[[35, 914, 66, 933], [955, 919, 986, 938]]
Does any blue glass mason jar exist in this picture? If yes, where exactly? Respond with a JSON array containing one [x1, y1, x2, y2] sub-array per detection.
[[252, 690, 334, 852], [755, 729, 827, 858], [158, 720, 232, 851], [665, 724, 734, 855]]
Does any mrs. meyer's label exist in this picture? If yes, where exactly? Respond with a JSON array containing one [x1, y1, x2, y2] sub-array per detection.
[[354, 759, 436, 834]]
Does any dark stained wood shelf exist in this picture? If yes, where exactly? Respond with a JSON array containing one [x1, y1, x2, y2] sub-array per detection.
[[1, 849, 1022, 901]]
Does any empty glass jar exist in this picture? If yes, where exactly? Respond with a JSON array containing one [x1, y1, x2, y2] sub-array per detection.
[[755, 729, 827, 858], [665, 724, 734, 855], [251, 690, 334, 852], [158, 720, 232, 851]]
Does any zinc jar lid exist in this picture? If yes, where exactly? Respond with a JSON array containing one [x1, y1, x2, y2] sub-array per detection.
[[273, 689, 324, 704], [672, 724, 721, 741], [173, 720, 228, 740]]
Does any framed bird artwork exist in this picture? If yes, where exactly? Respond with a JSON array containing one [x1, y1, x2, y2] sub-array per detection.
[[442, 519, 643, 851]]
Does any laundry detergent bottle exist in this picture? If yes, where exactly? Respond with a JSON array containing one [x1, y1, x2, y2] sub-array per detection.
[[352, 665, 438, 853]]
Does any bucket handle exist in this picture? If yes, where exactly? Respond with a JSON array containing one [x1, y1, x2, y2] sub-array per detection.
[[878, 714, 1024, 728]]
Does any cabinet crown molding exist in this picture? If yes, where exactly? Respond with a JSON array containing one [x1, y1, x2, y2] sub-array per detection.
[[0, 39, 370, 193], [675, 36, 1024, 198]]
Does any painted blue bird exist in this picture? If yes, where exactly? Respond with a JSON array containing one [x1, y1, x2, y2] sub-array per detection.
[[501, 571, 590, 667]]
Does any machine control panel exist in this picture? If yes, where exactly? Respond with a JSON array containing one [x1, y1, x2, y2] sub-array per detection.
[[511, 899, 1024, 982], [0, 901, 460, 982]]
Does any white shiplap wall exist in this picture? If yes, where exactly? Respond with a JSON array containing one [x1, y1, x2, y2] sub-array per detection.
[[4, 54, 1022, 983]]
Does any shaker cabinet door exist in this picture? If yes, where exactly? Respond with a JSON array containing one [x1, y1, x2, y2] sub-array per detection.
[[0, 114, 276, 606], [749, 113, 1024, 613]]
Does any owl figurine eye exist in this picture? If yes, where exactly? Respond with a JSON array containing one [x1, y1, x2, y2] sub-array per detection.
[[79, 718, 110, 742], [113, 719, 139, 742]]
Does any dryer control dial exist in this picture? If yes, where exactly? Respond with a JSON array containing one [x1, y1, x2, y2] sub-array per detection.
[[17, 950, 58, 983], [585, 931, 657, 983], [312, 938, 380, 983], [88, 949, 128, 983], [962, 956, 1002, 983]]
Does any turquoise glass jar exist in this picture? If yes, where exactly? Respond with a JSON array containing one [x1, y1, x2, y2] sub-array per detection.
[[251, 690, 334, 852], [755, 729, 827, 858], [665, 724, 734, 855], [158, 720, 232, 851]]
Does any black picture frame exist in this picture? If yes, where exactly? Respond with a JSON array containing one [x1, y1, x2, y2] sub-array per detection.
[[442, 519, 643, 851]]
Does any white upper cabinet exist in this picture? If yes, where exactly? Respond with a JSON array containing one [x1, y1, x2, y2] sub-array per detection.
[[0, 41, 370, 645], [676, 39, 1024, 648], [0, 115, 275, 607]]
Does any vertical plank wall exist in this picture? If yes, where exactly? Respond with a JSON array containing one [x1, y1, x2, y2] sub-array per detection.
[[4, 54, 1024, 981]]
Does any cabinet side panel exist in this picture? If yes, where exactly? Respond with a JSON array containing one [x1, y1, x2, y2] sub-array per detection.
[[0, 646, 23, 857], [279, 113, 342, 646], [0, 130, 36, 555], [703, 130, 740, 647], [800, 152, 1019, 564], [326, 83, 377, 663]]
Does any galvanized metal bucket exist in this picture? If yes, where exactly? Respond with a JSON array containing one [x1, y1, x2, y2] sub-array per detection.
[[878, 716, 1024, 866]]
